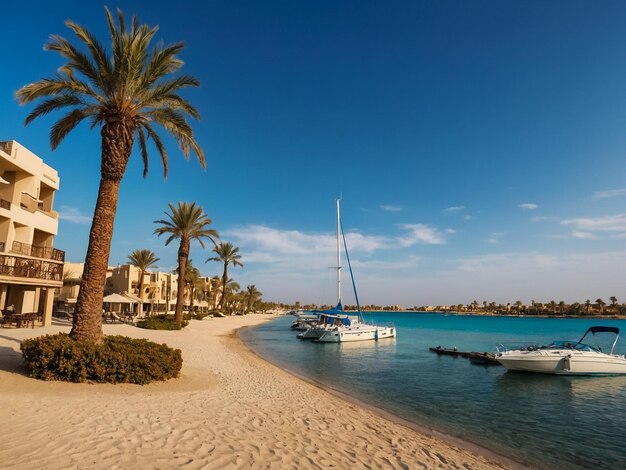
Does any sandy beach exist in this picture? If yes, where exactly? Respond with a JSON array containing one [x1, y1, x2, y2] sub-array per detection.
[[0, 315, 518, 469]]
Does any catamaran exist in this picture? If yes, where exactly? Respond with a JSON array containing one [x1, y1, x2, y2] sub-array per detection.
[[300, 198, 396, 343]]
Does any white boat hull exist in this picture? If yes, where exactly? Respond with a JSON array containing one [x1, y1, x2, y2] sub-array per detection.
[[497, 350, 626, 376], [317, 325, 396, 343]]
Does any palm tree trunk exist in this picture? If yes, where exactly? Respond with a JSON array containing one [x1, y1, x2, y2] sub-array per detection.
[[219, 264, 228, 310], [71, 178, 121, 341], [71, 122, 133, 342], [175, 237, 190, 327], [137, 269, 145, 316]]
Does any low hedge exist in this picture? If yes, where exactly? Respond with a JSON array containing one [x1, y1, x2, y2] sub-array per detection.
[[20, 333, 182, 384], [184, 312, 209, 320], [136, 314, 188, 330]]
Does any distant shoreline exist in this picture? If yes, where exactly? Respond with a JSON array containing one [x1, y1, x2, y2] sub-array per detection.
[[339, 310, 626, 320]]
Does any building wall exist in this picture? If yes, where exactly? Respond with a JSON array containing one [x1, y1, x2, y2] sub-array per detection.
[[0, 141, 63, 325]]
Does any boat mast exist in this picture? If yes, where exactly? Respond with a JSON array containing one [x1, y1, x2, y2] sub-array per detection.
[[336, 197, 342, 306]]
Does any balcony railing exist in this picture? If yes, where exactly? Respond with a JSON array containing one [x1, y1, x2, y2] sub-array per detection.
[[10, 241, 65, 262], [0, 141, 12, 155], [0, 255, 63, 282]]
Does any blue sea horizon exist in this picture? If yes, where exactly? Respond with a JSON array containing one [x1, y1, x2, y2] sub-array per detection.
[[240, 312, 626, 470]]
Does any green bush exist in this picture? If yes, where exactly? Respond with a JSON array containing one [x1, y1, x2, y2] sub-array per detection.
[[20, 333, 182, 384], [184, 311, 208, 320], [136, 314, 188, 330]]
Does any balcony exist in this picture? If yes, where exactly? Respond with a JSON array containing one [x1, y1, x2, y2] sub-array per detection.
[[0, 199, 9, 210], [0, 141, 12, 156], [0, 255, 62, 282], [10, 241, 65, 262]]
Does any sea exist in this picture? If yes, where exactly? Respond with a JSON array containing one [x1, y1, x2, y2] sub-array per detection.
[[240, 313, 626, 470]]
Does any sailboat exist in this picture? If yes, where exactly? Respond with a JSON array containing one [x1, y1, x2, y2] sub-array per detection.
[[311, 198, 396, 343]]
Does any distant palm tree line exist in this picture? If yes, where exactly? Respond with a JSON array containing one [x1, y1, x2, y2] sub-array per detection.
[[411, 297, 625, 316], [278, 298, 626, 316]]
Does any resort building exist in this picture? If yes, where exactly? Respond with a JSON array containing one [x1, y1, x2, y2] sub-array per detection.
[[0, 140, 64, 325], [105, 264, 180, 314]]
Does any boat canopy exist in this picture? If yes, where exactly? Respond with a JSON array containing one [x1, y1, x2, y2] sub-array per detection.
[[576, 326, 620, 355], [319, 313, 351, 326], [310, 302, 343, 315], [586, 326, 620, 335]]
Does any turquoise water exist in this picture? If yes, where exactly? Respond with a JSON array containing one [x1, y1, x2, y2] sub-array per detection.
[[240, 313, 626, 469]]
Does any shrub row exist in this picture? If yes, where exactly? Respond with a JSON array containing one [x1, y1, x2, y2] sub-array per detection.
[[136, 314, 188, 330], [21, 333, 182, 384]]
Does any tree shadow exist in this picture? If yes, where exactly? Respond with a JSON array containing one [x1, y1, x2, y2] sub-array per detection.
[[0, 344, 26, 374]]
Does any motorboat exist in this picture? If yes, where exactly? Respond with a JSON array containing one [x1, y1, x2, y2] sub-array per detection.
[[496, 326, 626, 376], [297, 311, 352, 340], [290, 314, 319, 331]]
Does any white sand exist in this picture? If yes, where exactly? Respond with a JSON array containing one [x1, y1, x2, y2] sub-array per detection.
[[0, 315, 519, 469]]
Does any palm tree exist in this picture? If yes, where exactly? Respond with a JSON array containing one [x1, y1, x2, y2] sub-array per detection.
[[243, 285, 263, 313], [206, 242, 243, 310], [16, 8, 204, 342], [184, 261, 201, 313], [610, 296, 618, 311], [547, 300, 557, 315], [221, 278, 241, 315], [585, 299, 592, 314], [596, 298, 606, 315], [127, 249, 159, 302], [154, 202, 218, 326]]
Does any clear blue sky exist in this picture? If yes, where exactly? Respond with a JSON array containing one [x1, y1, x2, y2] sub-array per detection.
[[3, 1, 626, 306]]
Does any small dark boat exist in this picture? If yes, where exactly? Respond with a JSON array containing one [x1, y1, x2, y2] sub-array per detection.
[[468, 352, 501, 366], [429, 346, 463, 357]]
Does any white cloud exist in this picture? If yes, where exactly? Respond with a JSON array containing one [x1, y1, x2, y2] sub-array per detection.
[[518, 203, 538, 210], [444, 206, 465, 213], [380, 204, 402, 212], [561, 214, 626, 233], [530, 215, 550, 223], [58, 206, 91, 224], [397, 224, 446, 246], [486, 238, 499, 244], [592, 189, 626, 200], [572, 231, 597, 240], [445, 228, 456, 234]]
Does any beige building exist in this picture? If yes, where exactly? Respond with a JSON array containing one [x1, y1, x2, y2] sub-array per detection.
[[0, 141, 64, 325], [106, 264, 180, 314]]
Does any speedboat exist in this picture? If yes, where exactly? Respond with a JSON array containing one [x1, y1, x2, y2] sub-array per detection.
[[496, 326, 626, 376], [290, 314, 319, 331], [297, 311, 352, 340]]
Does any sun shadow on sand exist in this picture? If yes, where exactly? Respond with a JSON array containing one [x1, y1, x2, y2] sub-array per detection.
[[0, 344, 26, 374]]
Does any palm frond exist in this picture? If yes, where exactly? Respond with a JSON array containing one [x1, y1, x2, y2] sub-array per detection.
[[24, 95, 86, 125], [136, 127, 149, 177], [141, 123, 168, 177], [49, 108, 91, 149]]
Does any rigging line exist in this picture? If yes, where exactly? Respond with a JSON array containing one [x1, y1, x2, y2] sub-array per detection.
[[340, 220, 363, 322]]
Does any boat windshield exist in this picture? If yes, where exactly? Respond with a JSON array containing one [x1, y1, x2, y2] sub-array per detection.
[[548, 340, 601, 352]]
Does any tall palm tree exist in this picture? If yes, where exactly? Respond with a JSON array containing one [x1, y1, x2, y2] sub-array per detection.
[[222, 278, 241, 315], [596, 298, 606, 315], [154, 202, 218, 326], [243, 284, 263, 313], [127, 249, 159, 301], [16, 8, 204, 342], [585, 299, 592, 314], [206, 242, 243, 309], [183, 260, 201, 312]]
